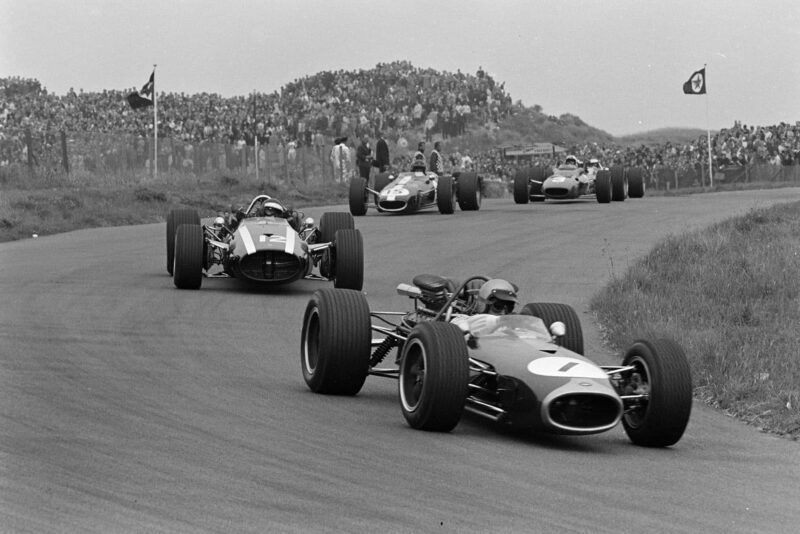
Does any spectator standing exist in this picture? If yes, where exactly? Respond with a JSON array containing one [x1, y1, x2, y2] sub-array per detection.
[[374, 131, 390, 172], [429, 140, 444, 175], [356, 134, 373, 180], [414, 141, 425, 163], [330, 136, 350, 183]]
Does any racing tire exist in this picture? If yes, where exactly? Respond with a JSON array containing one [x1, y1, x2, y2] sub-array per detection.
[[348, 177, 368, 216], [610, 166, 628, 201], [621, 339, 692, 447], [399, 322, 469, 432], [301, 288, 371, 395], [529, 166, 547, 201], [173, 224, 204, 289], [628, 167, 646, 198], [331, 229, 364, 290], [319, 212, 355, 244], [166, 208, 200, 275], [457, 172, 482, 211], [437, 176, 457, 214], [595, 170, 612, 204], [513, 169, 530, 204], [520, 302, 584, 355]]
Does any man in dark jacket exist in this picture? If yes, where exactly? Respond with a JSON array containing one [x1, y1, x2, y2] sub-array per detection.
[[356, 135, 373, 180], [374, 132, 390, 172]]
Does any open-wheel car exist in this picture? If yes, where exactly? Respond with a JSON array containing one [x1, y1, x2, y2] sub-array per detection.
[[514, 156, 646, 204], [349, 168, 482, 216], [166, 195, 363, 290], [301, 274, 692, 447]]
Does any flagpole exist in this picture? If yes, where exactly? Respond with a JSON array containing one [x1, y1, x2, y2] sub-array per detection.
[[704, 63, 712, 188], [153, 64, 158, 181]]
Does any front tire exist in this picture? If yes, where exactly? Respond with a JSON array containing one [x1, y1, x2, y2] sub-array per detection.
[[399, 322, 469, 432], [520, 302, 584, 355], [621, 339, 692, 447], [595, 170, 612, 203], [173, 224, 204, 289], [437, 176, 456, 214], [611, 166, 628, 201], [301, 289, 371, 395], [166, 209, 200, 275], [513, 169, 530, 204], [331, 229, 364, 290], [348, 177, 368, 216]]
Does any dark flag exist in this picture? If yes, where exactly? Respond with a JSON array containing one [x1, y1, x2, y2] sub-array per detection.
[[682, 67, 706, 95], [127, 71, 154, 109]]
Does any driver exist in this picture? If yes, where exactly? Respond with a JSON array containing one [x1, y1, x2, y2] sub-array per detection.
[[475, 279, 518, 315], [258, 199, 288, 218]]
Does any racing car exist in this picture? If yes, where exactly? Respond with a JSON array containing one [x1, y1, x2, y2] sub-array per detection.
[[166, 195, 363, 290], [300, 274, 692, 447], [513, 156, 646, 204], [348, 169, 482, 215]]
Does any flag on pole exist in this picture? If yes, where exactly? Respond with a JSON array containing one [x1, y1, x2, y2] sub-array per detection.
[[127, 71, 155, 109], [682, 67, 706, 95]]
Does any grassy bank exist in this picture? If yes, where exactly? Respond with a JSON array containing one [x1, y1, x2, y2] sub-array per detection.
[[591, 201, 800, 439]]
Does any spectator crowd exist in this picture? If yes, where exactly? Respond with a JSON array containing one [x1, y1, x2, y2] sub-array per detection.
[[2, 65, 798, 179]]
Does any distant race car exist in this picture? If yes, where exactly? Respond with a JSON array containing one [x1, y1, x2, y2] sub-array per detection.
[[514, 156, 646, 204], [300, 274, 692, 447], [166, 195, 363, 290], [349, 169, 482, 215]]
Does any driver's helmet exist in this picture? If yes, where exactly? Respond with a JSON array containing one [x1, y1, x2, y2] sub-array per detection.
[[564, 155, 578, 166], [411, 153, 427, 171], [260, 200, 286, 217], [477, 279, 518, 315], [588, 158, 600, 169]]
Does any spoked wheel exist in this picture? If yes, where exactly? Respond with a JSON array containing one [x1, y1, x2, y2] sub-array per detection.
[[620, 339, 692, 447], [399, 322, 469, 432]]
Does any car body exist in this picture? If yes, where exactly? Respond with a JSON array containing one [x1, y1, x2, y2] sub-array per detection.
[[349, 170, 482, 215], [166, 195, 363, 290], [513, 157, 646, 204], [301, 274, 692, 447]]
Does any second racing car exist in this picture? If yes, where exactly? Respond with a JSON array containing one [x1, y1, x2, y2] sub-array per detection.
[[166, 195, 363, 290]]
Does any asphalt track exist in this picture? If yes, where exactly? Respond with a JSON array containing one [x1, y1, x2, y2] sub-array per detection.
[[2, 188, 800, 533]]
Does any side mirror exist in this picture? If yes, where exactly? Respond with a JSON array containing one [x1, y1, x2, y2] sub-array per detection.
[[549, 321, 566, 338]]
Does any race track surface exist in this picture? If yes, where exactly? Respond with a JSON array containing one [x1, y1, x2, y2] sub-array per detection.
[[2, 189, 800, 533]]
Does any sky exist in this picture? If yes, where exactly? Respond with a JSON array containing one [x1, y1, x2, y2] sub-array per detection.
[[1, 0, 798, 136]]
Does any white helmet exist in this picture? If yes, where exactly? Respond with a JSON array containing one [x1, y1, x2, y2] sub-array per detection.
[[477, 279, 518, 315], [260, 200, 286, 217]]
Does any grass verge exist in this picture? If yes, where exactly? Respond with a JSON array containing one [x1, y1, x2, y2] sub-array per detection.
[[590, 201, 800, 439]]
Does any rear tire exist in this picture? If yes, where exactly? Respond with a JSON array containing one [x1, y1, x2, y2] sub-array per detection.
[[166, 209, 200, 275], [457, 172, 481, 211], [595, 170, 612, 204], [173, 224, 204, 289], [520, 302, 583, 355], [399, 322, 469, 432], [628, 167, 646, 198], [331, 229, 364, 290], [319, 212, 354, 244], [621, 339, 693, 447], [437, 176, 456, 214], [348, 177, 367, 216], [301, 289, 371, 395]]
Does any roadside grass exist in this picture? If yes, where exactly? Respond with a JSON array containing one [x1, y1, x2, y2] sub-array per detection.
[[590, 201, 800, 439], [0, 169, 508, 242]]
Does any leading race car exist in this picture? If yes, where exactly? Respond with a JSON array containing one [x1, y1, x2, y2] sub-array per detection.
[[301, 274, 692, 447], [514, 156, 646, 204], [349, 167, 482, 215], [166, 195, 363, 290]]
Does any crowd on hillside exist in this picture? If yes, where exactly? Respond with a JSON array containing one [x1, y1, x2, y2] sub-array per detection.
[[2, 69, 798, 176]]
